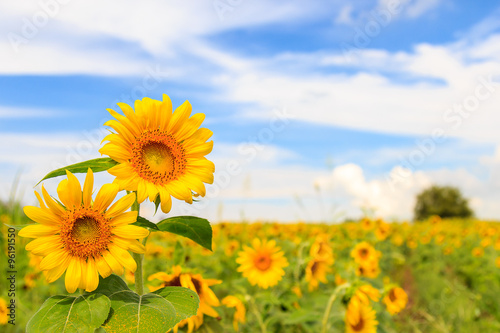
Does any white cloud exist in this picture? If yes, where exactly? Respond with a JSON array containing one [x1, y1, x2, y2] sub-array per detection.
[[0, 106, 61, 118], [315, 162, 500, 221]]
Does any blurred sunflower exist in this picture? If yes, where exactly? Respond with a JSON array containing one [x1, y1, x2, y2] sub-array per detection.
[[305, 257, 332, 291], [355, 261, 380, 279], [222, 295, 246, 331], [345, 297, 378, 333], [383, 287, 408, 315], [353, 284, 380, 305], [100, 94, 215, 213], [0, 298, 7, 325], [148, 266, 222, 333], [236, 238, 289, 289], [19, 169, 148, 293], [224, 240, 240, 256], [351, 242, 379, 265]]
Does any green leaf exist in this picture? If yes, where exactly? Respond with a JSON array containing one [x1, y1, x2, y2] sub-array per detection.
[[26, 293, 111, 333], [132, 216, 160, 231], [157, 216, 212, 251], [37, 158, 119, 185], [4, 223, 35, 231], [94, 275, 199, 333], [173, 240, 185, 266], [154, 195, 161, 215]]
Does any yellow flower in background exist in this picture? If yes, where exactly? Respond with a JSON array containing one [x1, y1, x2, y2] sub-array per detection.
[[383, 287, 408, 315], [236, 238, 289, 289], [148, 266, 222, 333], [100, 94, 215, 213], [353, 284, 380, 305], [309, 234, 333, 260], [351, 242, 379, 265], [335, 274, 347, 286], [225, 240, 240, 256], [0, 298, 8, 325], [305, 257, 332, 291], [222, 296, 246, 331], [360, 218, 374, 231], [345, 296, 378, 333], [374, 221, 391, 241], [472, 247, 484, 257], [355, 261, 380, 279], [19, 169, 148, 293]]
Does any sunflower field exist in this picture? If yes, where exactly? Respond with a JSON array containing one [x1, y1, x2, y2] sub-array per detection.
[[2, 201, 500, 332], [1, 95, 500, 333]]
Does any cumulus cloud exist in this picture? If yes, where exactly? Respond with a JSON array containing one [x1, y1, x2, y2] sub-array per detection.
[[315, 161, 500, 221]]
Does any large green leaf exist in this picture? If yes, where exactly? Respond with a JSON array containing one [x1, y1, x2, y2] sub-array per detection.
[[37, 158, 118, 185], [156, 216, 213, 251], [26, 293, 111, 333], [132, 216, 160, 231], [94, 275, 199, 333]]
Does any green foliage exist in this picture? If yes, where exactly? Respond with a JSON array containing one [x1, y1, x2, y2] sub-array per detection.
[[132, 216, 160, 231], [26, 294, 111, 333], [156, 216, 213, 251], [414, 185, 473, 221], [37, 158, 118, 185], [92, 275, 199, 333]]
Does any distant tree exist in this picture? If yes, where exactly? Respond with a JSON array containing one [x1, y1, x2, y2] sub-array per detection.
[[414, 185, 473, 221]]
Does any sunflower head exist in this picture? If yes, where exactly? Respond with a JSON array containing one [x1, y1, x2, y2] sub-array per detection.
[[19, 169, 149, 293], [222, 296, 246, 331], [236, 238, 289, 289], [148, 265, 222, 332], [383, 287, 408, 315], [100, 94, 215, 213], [345, 297, 378, 333], [305, 257, 332, 292]]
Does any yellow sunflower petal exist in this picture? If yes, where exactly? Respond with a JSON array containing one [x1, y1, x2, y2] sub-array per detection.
[[113, 225, 149, 239], [106, 192, 136, 218], [23, 206, 59, 225], [19, 224, 59, 238], [85, 258, 99, 292], [110, 211, 138, 226], [103, 250, 124, 276], [95, 256, 113, 279], [94, 183, 119, 212], [45, 254, 72, 283], [83, 168, 94, 207], [65, 258, 82, 293], [108, 244, 137, 272]]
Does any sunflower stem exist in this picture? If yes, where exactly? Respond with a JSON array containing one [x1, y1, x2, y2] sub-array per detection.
[[321, 283, 350, 333], [248, 295, 267, 333], [131, 194, 145, 295]]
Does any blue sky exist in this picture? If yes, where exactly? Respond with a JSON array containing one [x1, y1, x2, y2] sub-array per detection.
[[1, 0, 500, 221]]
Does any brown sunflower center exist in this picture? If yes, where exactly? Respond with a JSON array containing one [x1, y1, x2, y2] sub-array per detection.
[[61, 208, 112, 258], [311, 261, 320, 274], [389, 289, 397, 302], [254, 254, 272, 271], [359, 248, 369, 258], [131, 129, 187, 185], [352, 316, 365, 331]]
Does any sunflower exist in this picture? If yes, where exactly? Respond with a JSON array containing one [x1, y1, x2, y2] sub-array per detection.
[[148, 266, 222, 333], [19, 169, 148, 293], [383, 287, 408, 315], [236, 238, 289, 289], [353, 284, 380, 305], [355, 261, 380, 279], [99, 95, 215, 213], [350, 242, 379, 264], [305, 257, 332, 291], [222, 296, 246, 331], [345, 297, 378, 333]]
